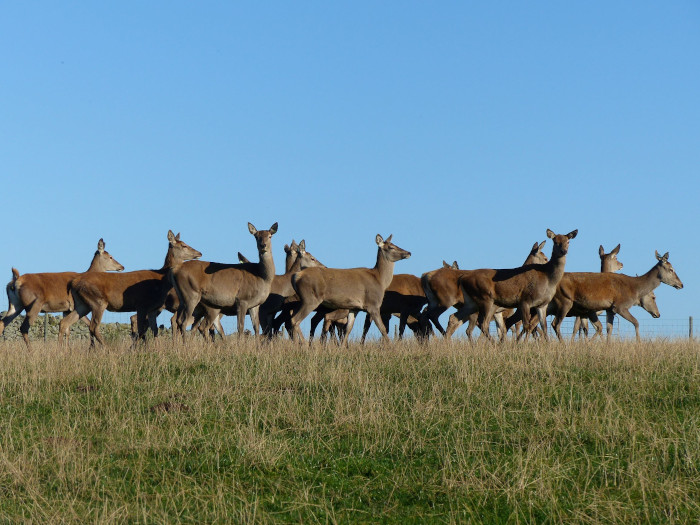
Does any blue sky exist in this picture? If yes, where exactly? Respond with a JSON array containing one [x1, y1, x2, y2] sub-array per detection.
[[2, 2, 698, 333]]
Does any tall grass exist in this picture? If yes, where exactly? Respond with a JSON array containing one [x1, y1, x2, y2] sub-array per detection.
[[0, 337, 698, 523]]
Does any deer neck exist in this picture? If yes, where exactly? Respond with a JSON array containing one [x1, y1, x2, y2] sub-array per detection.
[[285, 252, 296, 273], [162, 246, 185, 272], [546, 250, 567, 284], [374, 249, 395, 290], [85, 253, 103, 272], [634, 264, 662, 297], [258, 251, 276, 283]]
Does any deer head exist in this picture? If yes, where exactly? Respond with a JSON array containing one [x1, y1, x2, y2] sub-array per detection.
[[167, 230, 202, 261], [599, 244, 623, 272], [295, 240, 326, 269], [547, 229, 578, 257], [639, 290, 660, 318], [95, 238, 125, 272], [376, 234, 411, 262], [654, 251, 683, 289], [529, 240, 549, 264], [248, 222, 278, 255]]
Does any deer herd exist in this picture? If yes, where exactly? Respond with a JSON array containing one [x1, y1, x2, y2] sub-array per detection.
[[0, 224, 684, 349]]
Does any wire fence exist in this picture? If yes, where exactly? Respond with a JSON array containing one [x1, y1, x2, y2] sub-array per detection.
[[91, 311, 694, 341]]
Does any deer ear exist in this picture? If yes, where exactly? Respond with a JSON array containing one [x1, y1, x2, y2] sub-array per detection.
[[599, 245, 605, 258], [175, 232, 181, 241], [385, 234, 393, 244], [567, 229, 578, 239], [248, 223, 257, 235], [538, 241, 546, 252], [167, 230, 176, 243], [238, 252, 250, 263], [442, 260, 450, 268], [376, 234, 384, 246], [269, 222, 278, 235], [453, 260, 459, 269], [298, 240, 306, 253], [531, 242, 539, 253], [97, 238, 105, 253], [284, 244, 290, 253], [546, 229, 555, 239], [612, 244, 621, 255], [662, 251, 669, 262]]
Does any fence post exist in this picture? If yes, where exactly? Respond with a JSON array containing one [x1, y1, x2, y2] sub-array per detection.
[[690, 316, 693, 340]]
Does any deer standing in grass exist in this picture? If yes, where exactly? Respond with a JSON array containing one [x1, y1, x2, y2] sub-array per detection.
[[422, 241, 547, 340], [1, 239, 124, 348], [547, 251, 682, 341], [289, 234, 411, 345], [173, 222, 278, 339], [572, 244, 623, 338], [129, 252, 253, 341], [359, 273, 432, 343], [59, 231, 201, 346], [457, 229, 578, 341]]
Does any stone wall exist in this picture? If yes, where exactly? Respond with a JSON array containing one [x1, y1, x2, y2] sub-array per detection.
[[0, 312, 135, 342]]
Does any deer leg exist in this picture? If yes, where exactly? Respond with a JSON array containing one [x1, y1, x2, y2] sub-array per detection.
[[589, 312, 604, 339], [20, 301, 44, 349], [339, 311, 356, 347], [248, 305, 259, 336], [446, 304, 476, 339], [170, 312, 178, 339], [535, 305, 549, 341], [133, 310, 149, 346], [477, 302, 497, 341], [213, 314, 225, 340], [309, 310, 325, 342], [59, 308, 83, 345], [492, 312, 507, 342], [571, 316, 581, 341], [88, 306, 106, 347], [614, 307, 640, 341], [426, 306, 447, 336], [360, 312, 372, 344], [0, 304, 22, 337], [580, 317, 589, 338], [290, 300, 321, 343], [365, 306, 389, 342], [605, 310, 615, 342]]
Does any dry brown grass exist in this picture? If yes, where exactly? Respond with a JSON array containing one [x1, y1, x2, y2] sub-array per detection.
[[0, 336, 698, 523]]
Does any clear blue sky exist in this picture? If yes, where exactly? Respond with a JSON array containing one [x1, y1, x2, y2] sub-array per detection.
[[2, 2, 698, 331]]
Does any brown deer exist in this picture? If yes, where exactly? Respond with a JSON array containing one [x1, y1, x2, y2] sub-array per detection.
[[422, 241, 547, 339], [289, 234, 411, 345], [573, 244, 623, 338], [359, 274, 431, 343], [129, 252, 253, 341], [59, 231, 201, 346], [1, 239, 124, 348], [173, 222, 278, 339], [258, 240, 326, 337], [548, 251, 682, 341], [457, 229, 578, 341]]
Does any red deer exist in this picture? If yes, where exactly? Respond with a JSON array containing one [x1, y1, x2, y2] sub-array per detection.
[[422, 241, 547, 339], [289, 234, 411, 345], [457, 229, 578, 341], [359, 274, 431, 343], [59, 231, 201, 346], [573, 244, 623, 338], [1, 239, 124, 348], [549, 251, 682, 341], [258, 240, 326, 336], [130, 252, 253, 341], [173, 222, 278, 339]]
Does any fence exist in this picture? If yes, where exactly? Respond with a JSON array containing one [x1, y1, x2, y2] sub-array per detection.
[[2, 311, 695, 342]]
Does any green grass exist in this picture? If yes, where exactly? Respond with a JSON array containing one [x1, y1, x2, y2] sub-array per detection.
[[0, 337, 698, 523]]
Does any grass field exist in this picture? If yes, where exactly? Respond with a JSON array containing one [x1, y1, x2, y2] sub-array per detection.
[[0, 336, 698, 523]]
